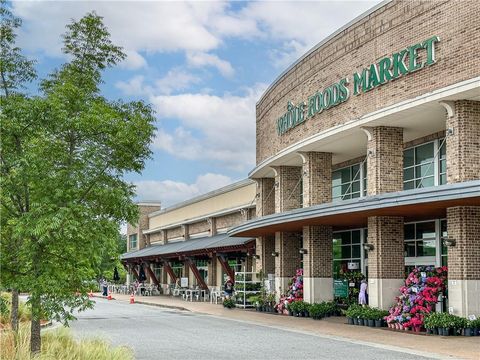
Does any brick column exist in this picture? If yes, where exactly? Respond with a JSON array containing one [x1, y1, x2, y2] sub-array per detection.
[[365, 126, 405, 309], [207, 257, 217, 289], [447, 206, 480, 317], [303, 225, 333, 303], [275, 232, 302, 298], [299, 152, 333, 303], [367, 216, 404, 309], [366, 126, 403, 196], [272, 166, 302, 298], [255, 178, 275, 217], [255, 236, 275, 276], [273, 166, 302, 212], [300, 152, 332, 207], [446, 100, 480, 184]]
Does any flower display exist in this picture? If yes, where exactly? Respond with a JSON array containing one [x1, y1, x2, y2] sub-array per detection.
[[275, 269, 303, 315], [385, 266, 447, 331]]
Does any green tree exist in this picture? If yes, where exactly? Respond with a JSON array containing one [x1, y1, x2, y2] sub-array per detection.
[[0, 0, 37, 336], [1, 10, 155, 354]]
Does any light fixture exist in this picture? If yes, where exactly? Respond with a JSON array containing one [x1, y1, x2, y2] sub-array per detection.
[[446, 128, 454, 136], [299, 248, 308, 255], [367, 149, 375, 158], [442, 237, 456, 247], [363, 243, 374, 251], [271, 251, 279, 257], [252, 254, 260, 260]]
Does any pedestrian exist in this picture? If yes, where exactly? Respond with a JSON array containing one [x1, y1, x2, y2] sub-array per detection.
[[101, 278, 108, 297], [224, 276, 234, 299], [358, 279, 368, 306]]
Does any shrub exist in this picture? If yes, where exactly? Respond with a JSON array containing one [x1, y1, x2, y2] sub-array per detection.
[[1, 325, 133, 360], [223, 298, 236, 308], [345, 304, 362, 319]]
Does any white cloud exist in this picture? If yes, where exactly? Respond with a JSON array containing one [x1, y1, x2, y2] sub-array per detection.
[[187, 52, 235, 77], [150, 83, 268, 172], [134, 173, 233, 207], [116, 69, 200, 96], [120, 50, 148, 70]]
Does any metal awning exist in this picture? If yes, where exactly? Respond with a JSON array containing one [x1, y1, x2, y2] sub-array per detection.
[[228, 180, 480, 237], [121, 234, 255, 262]]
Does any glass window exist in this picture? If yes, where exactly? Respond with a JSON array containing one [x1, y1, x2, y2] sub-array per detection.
[[129, 234, 137, 250], [404, 139, 447, 190], [404, 221, 436, 258], [332, 162, 366, 201], [332, 229, 363, 279]]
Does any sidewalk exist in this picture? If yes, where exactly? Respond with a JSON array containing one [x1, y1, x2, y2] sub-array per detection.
[[96, 293, 479, 360]]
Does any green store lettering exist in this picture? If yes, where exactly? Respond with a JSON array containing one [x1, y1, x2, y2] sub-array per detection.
[[276, 35, 440, 136]]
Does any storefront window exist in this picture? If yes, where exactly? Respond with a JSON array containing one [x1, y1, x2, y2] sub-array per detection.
[[171, 261, 183, 279], [129, 234, 137, 250], [332, 162, 367, 201], [404, 221, 436, 257], [403, 139, 446, 190], [333, 229, 363, 279], [441, 219, 448, 266]]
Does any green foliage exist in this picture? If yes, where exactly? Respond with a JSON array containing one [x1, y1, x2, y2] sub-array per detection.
[[1, 324, 133, 360], [345, 305, 387, 320], [424, 312, 469, 329], [0, 8, 155, 353], [223, 298, 235, 308], [0, 293, 32, 325], [469, 318, 480, 328]]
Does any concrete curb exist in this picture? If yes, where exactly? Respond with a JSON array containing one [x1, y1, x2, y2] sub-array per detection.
[[134, 300, 190, 312]]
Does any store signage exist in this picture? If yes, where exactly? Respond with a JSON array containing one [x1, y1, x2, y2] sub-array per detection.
[[333, 279, 349, 298], [276, 35, 440, 135], [347, 262, 359, 270]]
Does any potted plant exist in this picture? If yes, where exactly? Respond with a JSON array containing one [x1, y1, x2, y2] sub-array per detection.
[[470, 318, 480, 336], [223, 298, 235, 309], [345, 304, 358, 325]]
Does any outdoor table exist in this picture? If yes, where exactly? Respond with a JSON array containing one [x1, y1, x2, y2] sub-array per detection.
[[184, 289, 199, 301]]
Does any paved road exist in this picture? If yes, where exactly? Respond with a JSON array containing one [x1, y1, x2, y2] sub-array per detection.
[[69, 299, 437, 360]]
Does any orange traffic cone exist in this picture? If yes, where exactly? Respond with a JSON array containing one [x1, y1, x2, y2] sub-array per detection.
[[107, 290, 112, 300], [88, 290, 93, 298], [130, 293, 135, 304]]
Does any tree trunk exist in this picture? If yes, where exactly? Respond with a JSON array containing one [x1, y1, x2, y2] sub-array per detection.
[[30, 294, 41, 355], [11, 289, 19, 332]]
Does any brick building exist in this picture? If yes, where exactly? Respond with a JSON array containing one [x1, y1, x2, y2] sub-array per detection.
[[229, 0, 480, 317], [123, 0, 479, 317]]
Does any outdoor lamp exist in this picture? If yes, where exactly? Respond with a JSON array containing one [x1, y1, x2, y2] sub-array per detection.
[[252, 254, 260, 260], [271, 251, 279, 257], [442, 237, 456, 247], [363, 243, 374, 251], [299, 248, 308, 255]]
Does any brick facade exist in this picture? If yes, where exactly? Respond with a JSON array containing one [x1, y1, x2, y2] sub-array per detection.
[[275, 232, 302, 278], [303, 225, 333, 278], [256, 0, 480, 164], [215, 211, 244, 230], [255, 178, 275, 217], [447, 206, 480, 280], [166, 227, 183, 240], [367, 216, 404, 279], [274, 166, 302, 213], [255, 235, 275, 275], [367, 126, 404, 196], [301, 152, 332, 207], [188, 220, 210, 236], [446, 100, 480, 184], [126, 204, 161, 251]]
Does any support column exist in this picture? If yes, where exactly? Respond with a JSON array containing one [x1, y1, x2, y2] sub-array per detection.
[[208, 217, 217, 236], [367, 216, 404, 309], [143, 262, 160, 287], [217, 254, 235, 282], [447, 206, 480, 317], [163, 261, 177, 284], [303, 225, 333, 303], [207, 256, 217, 288], [255, 235, 275, 275], [275, 232, 302, 297], [182, 225, 189, 240], [445, 100, 480, 183], [300, 152, 333, 303], [255, 178, 275, 217], [366, 126, 404, 196], [300, 152, 332, 207], [186, 258, 208, 290]]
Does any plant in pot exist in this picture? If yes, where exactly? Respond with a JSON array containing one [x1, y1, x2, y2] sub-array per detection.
[[424, 313, 439, 335], [463, 320, 475, 337], [309, 303, 322, 320], [223, 298, 235, 309], [288, 301, 299, 317], [345, 304, 360, 325]]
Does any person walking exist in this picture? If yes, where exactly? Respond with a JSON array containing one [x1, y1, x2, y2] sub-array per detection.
[[101, 278, 108, 297], [358, 279, 368, 306], [224, 276, 234, 299]]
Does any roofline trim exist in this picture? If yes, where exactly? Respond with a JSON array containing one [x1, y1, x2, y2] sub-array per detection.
[[148, 178, 255, 218], [144, 203, 256, 234], [256, 0, 392, 106]]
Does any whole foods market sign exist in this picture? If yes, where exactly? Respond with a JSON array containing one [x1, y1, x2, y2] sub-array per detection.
[[276, 36, 440, 135]]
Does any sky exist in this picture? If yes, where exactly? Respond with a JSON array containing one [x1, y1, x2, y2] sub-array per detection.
[[12, 0, 381, 208]]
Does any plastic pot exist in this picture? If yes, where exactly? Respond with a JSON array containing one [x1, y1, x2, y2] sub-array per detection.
[[347, 317, 354, 325], [374, 320, 382, 327], [464, 328, 473, 336], [368, 319, 375, 327]]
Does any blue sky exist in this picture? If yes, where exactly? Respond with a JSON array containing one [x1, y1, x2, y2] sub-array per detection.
[[13, 0, 380, 207]]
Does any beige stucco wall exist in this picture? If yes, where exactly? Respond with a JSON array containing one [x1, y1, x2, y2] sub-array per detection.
[[149, 181, 256, 230]]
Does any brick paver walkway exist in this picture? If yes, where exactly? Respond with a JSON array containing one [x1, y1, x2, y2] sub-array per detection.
[[95, 293, 479, 360]]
